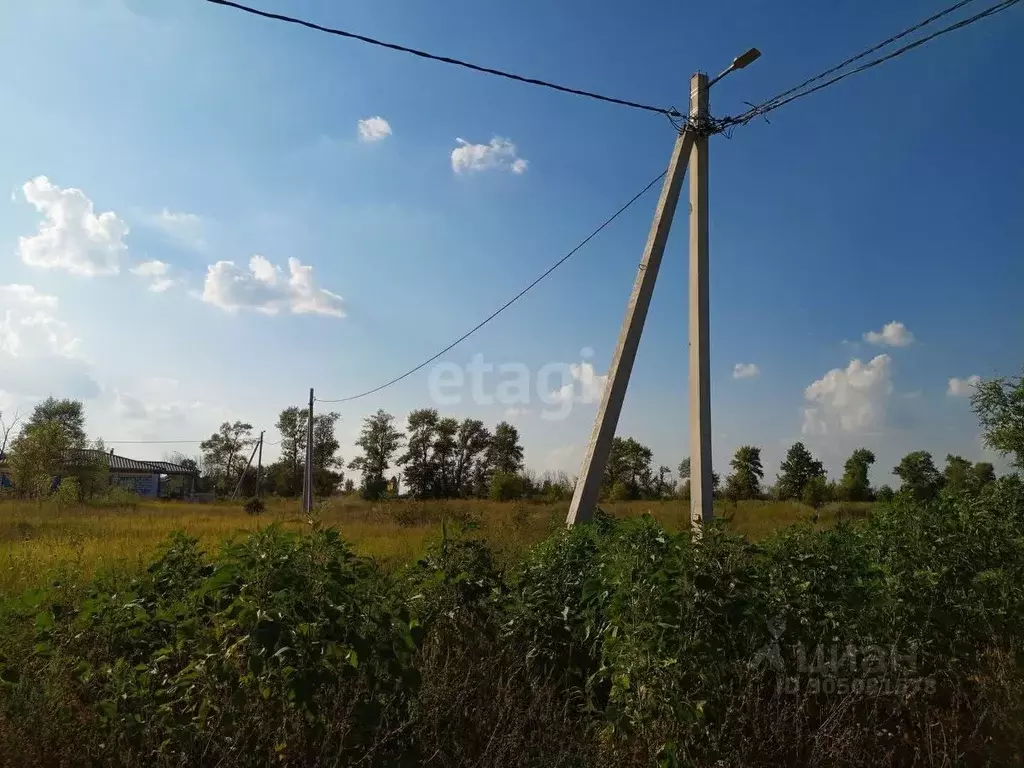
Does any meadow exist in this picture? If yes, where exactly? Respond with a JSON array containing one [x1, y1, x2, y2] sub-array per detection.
[[0, 496, 866, 597]]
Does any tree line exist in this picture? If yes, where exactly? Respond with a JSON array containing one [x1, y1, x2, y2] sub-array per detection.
[[2, 366, 1022, 503]]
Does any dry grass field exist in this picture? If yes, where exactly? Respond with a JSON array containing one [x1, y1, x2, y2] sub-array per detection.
[[0, 495, 870, 597]]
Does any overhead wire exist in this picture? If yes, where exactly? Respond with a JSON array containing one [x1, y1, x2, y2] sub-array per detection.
[[720, 0, 1019, 129], [103, 439, 207, 444], [315, 170, 670, 404], [204, 0, 681, 118]]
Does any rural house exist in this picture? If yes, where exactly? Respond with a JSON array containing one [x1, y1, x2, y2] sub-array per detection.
[[0, 449, 198, 498]]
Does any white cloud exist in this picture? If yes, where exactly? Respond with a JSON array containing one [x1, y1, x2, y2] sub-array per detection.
[[0, 283, 99, 399], [357, 116, 392, 142], [733, 363, 760, 379], [201, 255, 345, 317], [147, 209, 206, 251], [504, 406, 530, 419], [550, 362, 608, 404], [947, 375, 981, 397], [17, 176, 128, 276], [802, 354, 893, 435], [131, 260, 175, 292], [864, 321, 914, 348], [451, 136, 528, 175]]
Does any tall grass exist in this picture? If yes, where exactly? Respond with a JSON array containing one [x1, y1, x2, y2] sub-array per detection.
[[0, 497, 863, 597]]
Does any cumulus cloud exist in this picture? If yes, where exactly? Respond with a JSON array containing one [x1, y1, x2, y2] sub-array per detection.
[[147, 209, 206, 251], [131, 260, 175, 292], [17, 176, 128, 276], [357, 116, 392, 142], [550, 362, 608, 404], [733, 363, 760, 379], [864, 321, 914, 348], [201, 255, 345, 317], [947, 375, 981, 397], [451, 137, 528, 174], [802, 354, 893, 435], [0, 283, 99, 399]]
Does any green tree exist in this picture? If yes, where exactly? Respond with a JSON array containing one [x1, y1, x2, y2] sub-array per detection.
[[398, 409, 439, 499], [724, 445, 764, 501], [802, 474, 829, 521], [26, 397, 86, 448], [876, 484, 895, 503], [678, 457, 690, 482], [654, 465, 674, 498], [6, 420, 69, 497], [943, 454, 974, 495], [776, 442, 825, 500], [840, 448, 876, 502], [893, 450, 943, 503], [972, 461, 997, 489], [487, 421, 524, 476], [603, 437, 654, 500], [311, 411, 343, 496], [348, 410, 403, 499], [275, 406, 307, 496], [200, 421, 254, 494], [432, 417, 460, 497], [972, 369, 1024, 469], [453, 419, 491, 498]]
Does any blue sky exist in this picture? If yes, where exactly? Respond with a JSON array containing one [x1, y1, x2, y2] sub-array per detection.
[[1, 0, 1021, 487]]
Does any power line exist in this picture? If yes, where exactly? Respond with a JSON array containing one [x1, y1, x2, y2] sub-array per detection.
[[722, 0, 1019, 129], [103, 439, 206, 444], [315, 170, 668, 404], [204, 0, 681, 118]]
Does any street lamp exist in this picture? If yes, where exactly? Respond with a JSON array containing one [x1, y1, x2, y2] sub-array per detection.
[[708, 47, 762, 88]]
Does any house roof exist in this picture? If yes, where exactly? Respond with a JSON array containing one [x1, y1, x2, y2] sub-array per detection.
[[0, 449, 197, 476]]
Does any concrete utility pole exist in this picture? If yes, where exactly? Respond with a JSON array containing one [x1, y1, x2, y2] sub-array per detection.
[[688, 72, 713, 529], [566, 50, 760, 530], [302, 388, 314, 514], [565, 126, 696, 525]]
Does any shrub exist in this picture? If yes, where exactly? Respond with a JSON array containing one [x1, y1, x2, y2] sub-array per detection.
[[244, 496, 266, 515], [52, 477, 81, 508], [489, 472, 525, 501]]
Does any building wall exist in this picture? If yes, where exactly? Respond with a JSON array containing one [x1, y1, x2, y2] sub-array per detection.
[[111, 472, 159, 498]]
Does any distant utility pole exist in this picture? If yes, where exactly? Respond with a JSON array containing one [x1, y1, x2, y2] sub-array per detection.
[[256, 430, 264, 499], [302, 388, 314, 514], [566, 50, 760, 530], [231, 439, 261, 500]]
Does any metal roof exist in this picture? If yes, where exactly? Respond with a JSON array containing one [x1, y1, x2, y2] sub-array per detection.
[[0, 449, 196, 476]]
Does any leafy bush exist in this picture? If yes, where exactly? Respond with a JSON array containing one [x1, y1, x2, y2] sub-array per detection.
[[244, 496, 265, 515], [52, 477, 81, 508], [489, 471, 524, 501]]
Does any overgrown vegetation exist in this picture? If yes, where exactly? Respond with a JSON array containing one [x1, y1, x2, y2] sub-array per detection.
[[0, 477, 1022, 766]]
